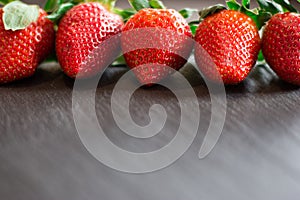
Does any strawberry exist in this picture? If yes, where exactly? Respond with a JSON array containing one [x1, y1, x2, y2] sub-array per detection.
[[55, 2, 123, 78], [0, 1, 55, 84], [262, 12, 300, 85], [194, 7, 260, 85], [121, 1, 193, 85]]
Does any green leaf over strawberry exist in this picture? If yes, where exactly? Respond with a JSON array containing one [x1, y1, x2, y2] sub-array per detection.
[[0, 1, 55, 84]]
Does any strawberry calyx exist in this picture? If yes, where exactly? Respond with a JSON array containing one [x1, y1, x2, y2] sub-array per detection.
[[228, 0, 298, 29], [45, 0, 151, 23], [195, 0, 298, 31], [45, 1, 74, 23], [195, 1, 271, 30], [112, 7, 136, 21], [256, 0, 298, 14], [128, 0, 165, 11], [45, 0, 119, 23], [183, 4, 226, 35], [198, 4, 227, 21], [127, 0, 197, 19], [119, 0, 167, 21], [226, 0, 272, 30], [127, 0, 197, 25]]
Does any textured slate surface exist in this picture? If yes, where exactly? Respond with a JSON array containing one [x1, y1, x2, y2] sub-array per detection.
[[1, 1, 300, 200]]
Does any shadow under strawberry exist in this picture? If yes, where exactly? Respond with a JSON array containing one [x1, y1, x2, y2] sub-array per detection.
[[225, 64, 300, 94], [0, 62, 62, 88]]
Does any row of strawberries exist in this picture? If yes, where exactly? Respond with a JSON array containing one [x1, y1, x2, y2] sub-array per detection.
[[0, 0, 299, 85]]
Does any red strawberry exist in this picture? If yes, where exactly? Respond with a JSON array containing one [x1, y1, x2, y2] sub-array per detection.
[[262, 12, 300, 85], [0, 5, 55, 84], [121, 8, 193, 85], [56, 2, 123, 78], [195, 9, 260, 84]]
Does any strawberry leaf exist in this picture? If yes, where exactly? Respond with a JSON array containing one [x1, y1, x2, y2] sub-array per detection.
[[227, 0, 273, 29], [128, 0, 165, 10], [189, 23, 198, 35], [226, 0, 242, 11], [112, 55, 126, 66], [128, 0, 151, 11], [3, 1, 40, 31], [149, 0, 165, 9], [244, 8, 271, 29], [242, 0, 250, 9], [44, 0, 61, 12], [257, 50, 265, 62], [179, 8, 198, 19], [256, 0, 283, 14], [0, 0, 14, 6], [199, 4, 227, 21], [47, 2, 74, 23], [256, 9, 272, 28], [113, 8, 136, 21], [273, 0, 298, 13]]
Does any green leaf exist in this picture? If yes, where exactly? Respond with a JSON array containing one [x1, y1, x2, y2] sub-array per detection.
[[179, 8, 198, 19], [239, 1, 272, 30], [3, 1, 40, 31], [47, 2, 74, 23], [149, 0, 165, 9], [226, 0, 241, 11], [128, 0, 151, 11], [242, 0, 250, 9], [189, 23, 198, 35], [273, 0, 298, 13], [258, 50, 265, 62], [44, 0, 59, 12], [0, 0, 14, 6], [112, 55, 127, 66], [256, 0, 283, 14], [113, 8, 136, 21], [241, 7, 259, 24], [246, 9, 271, 29], [199, 4, 227, 21], [256, 9, 272, 29]]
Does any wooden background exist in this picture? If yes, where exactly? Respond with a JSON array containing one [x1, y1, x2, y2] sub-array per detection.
[[1, 1, 300, 200]]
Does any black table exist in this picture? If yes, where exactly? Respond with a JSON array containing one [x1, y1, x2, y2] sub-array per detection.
[[1, 1, 300, 200]]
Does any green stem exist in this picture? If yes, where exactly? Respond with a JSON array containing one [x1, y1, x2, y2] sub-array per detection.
[[0, 0, 14, 6]]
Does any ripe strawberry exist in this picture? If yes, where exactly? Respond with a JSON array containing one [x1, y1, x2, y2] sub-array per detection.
[[56, 2, 123, 78], [121, 8, 193, 85], [195, 9, 260, 84], [0, 6, 55, 84], [262, 12, 300, 85]]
